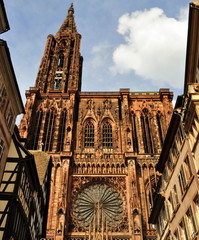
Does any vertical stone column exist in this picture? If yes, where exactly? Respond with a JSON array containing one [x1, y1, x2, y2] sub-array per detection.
[[127, 158, 143, 240], [136, 111, 144, 154], [46, 157, 70, 240], [55, 158, 70, 240], [120, 89, 134, 152]]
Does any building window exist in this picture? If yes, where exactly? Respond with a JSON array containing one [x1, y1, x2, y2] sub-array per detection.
[[186, 207, 197, 238], [0, 83, 7, 112], [179, 218, 189, 240], [178, 166, 187, 195], [57, 110, 67, 151], [177, 124, 184, 146], [84, 120, 94, 148], [173, 184, 179, 208], [57, 52, 64, 67], [184, 156, 192, 180], [141, 108, 153, 153], [174, 229, 180, 240], [54, 71, 63, 90], [32, 109, 43, 150], [168, 154, 174, 170], [172, 141, 179, 159], [102, 120, 112, 148], [168, 193, 174, 215], [0, 139, 5, 160], [5, 106, 14, 130], [193, 194, 199, 228], [156, 112, 164, 146], [42, 109, 56, 151], [131, 112, 139, 153]]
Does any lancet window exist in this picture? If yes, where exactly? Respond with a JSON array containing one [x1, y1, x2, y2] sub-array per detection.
[[156, 112, 164, 146], [102, 120, 112, 148], [42, 109, 56, 151], [57, 110, 67, 152], [32, 109, 43, 150], [84, 119, 94, 148], [131, 111, 139, 153], [141, 108, 153, 153], [57, 52, 64, 68]]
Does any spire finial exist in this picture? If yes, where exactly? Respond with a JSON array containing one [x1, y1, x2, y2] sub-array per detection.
[[68, 3, 74, 16]]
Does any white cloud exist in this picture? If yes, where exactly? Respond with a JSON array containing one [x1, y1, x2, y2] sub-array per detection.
[[111, 7, 188, 89], [90, 42, 112, 68]]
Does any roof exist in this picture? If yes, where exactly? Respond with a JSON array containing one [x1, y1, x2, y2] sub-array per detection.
[[29, 150, 51, 185], [192, 1, 199, 6], [0, 0, 10, 33], [0, 40, 24, 114], [184, 2, 199, 92]]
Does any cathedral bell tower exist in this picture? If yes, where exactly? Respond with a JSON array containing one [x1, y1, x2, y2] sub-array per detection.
[[19, 4, 173, 240], [35, 3, 82, 93], [19, 4, 82, 153]]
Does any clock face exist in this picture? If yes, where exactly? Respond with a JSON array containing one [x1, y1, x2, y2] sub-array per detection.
[[73, 183, 124, 229]]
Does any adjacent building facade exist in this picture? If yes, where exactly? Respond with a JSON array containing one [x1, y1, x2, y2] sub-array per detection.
[[0, 128, 52, 240], [0, 2, 52, 239], [19, 5, 173, 240], [149, 2, 199, 239], [0, 0, 24, 183]]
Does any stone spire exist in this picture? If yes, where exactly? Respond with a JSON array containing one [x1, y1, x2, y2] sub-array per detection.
[[56, 3, 77, 35]]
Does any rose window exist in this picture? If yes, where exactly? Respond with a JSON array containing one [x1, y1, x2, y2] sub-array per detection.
[[73, 183, 124, 229]]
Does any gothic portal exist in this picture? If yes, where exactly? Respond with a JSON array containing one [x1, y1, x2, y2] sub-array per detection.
[[19, 4, 173, 240]]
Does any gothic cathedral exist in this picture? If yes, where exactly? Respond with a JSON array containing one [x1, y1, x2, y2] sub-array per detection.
[[19, 4, 173, 240]]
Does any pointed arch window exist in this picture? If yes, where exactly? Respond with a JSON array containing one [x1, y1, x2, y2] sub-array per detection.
[[84, 120, 94, 148], [42, 109, 56, 151], [57, 110, 67, 152], [141, 108, 153, 153], [57, 52, 64, 68], [32, 109, 43, 150], [156, 112, 164, 147], [131, 111, 139, 153], [102, 120, 112, 148]]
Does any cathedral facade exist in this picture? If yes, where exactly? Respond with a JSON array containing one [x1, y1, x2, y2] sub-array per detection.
[[19, 5, 173, 240]]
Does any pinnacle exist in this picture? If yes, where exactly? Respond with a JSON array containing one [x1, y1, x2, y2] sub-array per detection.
[[56, 3, 77, 35]]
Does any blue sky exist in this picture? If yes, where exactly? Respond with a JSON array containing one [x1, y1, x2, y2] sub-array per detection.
[[3, 0, 190, 104]]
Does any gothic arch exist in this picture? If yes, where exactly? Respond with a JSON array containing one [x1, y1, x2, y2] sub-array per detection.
[[101, 118, 113, 149], [57, 108, 67, 152], [31, 108, 44, 150], [140, 108, 153, 153], [83, 118, 95, 148], [57, 51, 64, 68], [156, 110, 165, 146], [42, 108, 57, 152], [131, 111, 139, 153]]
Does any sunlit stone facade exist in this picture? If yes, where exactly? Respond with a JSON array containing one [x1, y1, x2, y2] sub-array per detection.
[[19, 4, 173, 240], [149, 2, 199, 239]]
